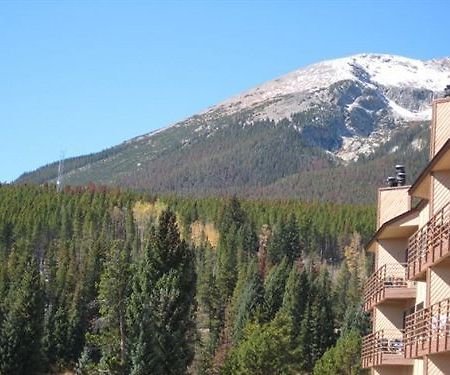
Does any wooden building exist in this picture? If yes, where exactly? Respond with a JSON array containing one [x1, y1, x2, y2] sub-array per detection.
[[362, 94, 450, 375]]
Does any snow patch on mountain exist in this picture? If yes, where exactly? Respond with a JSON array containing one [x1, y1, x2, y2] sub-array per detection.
[[210, 53, 449, 118], [411, 137, 426, 151], [353, 54, 450, 90], [387, 99, 432, 121], [134, 53, 449, 162], [336, 129, 395, 162]]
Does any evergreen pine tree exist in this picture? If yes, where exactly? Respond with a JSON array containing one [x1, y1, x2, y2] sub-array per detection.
[[333, 260, 351, 324], [297, 303, 314, 372], [263, 258, 290, 321], [266, 218, 286, 265], [312, 330, 362, 375], [232, 260, 265, 342], [308, 267, 336, 367], [128, 210, 196, 375], [285, 214, 301, 263], [216, 227, 239, 302], [267, 214, 301, 265], [281, 265, 310, 338], [0, 248, 44, 374], [97, 241, 131, 374]]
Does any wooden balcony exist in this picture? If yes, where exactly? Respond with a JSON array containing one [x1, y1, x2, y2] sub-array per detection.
[[362, 329, 413, 368], [407, 202, 450, 280], [364, 263, 416, 312], [404, 298, 450, 358]]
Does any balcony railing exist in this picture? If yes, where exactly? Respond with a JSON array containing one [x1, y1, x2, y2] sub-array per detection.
[[404, 298, 450, 358], [362, 329, 407, 368], [407, 202, 450, 280], [364, 263, 413, 311]]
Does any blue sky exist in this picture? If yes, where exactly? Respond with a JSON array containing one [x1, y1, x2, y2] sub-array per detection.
[[1, 0, 449, 182]]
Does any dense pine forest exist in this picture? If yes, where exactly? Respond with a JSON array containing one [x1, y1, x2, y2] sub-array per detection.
[[0, 184, 375, 374]]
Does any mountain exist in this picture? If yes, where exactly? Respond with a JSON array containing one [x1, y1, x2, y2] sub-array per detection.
[[17, 53, 450, 203]]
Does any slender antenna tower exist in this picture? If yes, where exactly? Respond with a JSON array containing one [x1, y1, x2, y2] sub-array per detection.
[[56, 151, 65, 192]]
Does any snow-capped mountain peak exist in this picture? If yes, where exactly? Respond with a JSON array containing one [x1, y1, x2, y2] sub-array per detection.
[[192, 53, 450, 161], [212, 53, 450, 117], [349, 53, 450, 90]]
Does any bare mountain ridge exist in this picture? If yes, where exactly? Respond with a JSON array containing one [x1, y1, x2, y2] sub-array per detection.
[[17, 53, 450, 203]]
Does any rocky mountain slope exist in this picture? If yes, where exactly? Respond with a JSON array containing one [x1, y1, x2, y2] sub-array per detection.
[[17, 54, 450, 203]]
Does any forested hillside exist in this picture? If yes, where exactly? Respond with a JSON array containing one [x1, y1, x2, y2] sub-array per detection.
[[0, 184, 375, 374], [254, 121, 429, 203], [16, 120, 429, 204]]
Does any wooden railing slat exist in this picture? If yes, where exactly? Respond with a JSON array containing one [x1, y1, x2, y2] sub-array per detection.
[[362, 329, 406, 366], [404, 297, 450, 357], [364, 263, 410, 310], [407, 201, 450, 278]]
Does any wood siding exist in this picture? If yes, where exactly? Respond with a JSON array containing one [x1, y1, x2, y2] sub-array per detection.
[[374, 304, 405, 332], [427, 353, 450, 375], [419, 202, 430, 227], [377, 239, 408, 270], [378, 187, 411, 229], [429, 265, 450, 306], [432, 100, 450, 158], [432, 171, 450, 216], [413, 359, 424, 375], [416, 281, 427, 306]]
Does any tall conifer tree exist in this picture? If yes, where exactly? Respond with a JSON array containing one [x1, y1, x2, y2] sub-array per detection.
[[0, 248, 44, 374], [128, 210, 196, 375]]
